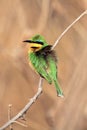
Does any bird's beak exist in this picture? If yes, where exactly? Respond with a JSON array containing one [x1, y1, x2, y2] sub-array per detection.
[[23, 40, 33, 43]]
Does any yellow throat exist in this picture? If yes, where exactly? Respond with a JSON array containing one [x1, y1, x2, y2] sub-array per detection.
[[28, 43, 42, 53]]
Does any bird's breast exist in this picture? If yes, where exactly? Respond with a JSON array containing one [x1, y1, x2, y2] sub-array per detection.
[[29, 60, 39, 75]]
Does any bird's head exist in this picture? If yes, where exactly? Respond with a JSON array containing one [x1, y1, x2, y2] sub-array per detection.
[[23, 34, 48, 52]]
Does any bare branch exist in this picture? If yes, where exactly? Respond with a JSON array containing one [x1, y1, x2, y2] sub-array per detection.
[[0, 77, 43, 130], [52, 10, 87, 50]]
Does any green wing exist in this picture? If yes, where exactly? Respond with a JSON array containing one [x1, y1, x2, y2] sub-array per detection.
[[29, 52, 63, 97], [29, 52, 52, 84], [48, 56, 64, 97]]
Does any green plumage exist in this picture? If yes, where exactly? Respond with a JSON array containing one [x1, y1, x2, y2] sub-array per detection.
[[25, 34, 64, 97]]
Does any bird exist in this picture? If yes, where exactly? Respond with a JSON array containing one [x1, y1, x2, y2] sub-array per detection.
[[23, 34, 64, 97]]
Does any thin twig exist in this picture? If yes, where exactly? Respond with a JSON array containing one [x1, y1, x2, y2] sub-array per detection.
[[0, 77, 43, 130], [52, 10, 87, 50], [14, 121, 28, 127]]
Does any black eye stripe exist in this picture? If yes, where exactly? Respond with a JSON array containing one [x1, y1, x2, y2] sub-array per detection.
[[31, 46, 39, 49], [31, 41, 43, 45], [36, 41, 43, 45]]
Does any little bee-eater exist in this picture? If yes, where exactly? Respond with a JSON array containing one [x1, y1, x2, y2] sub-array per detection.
[[23, 34, 64, 97]]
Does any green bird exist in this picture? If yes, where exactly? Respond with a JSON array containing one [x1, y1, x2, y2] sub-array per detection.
[[23, 34, 64, 97]]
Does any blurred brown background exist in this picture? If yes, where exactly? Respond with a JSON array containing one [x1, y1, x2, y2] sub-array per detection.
[[0, 0, 87, 130]]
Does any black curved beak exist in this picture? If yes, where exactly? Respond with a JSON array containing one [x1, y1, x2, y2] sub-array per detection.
[[23, 40, 33, 43]]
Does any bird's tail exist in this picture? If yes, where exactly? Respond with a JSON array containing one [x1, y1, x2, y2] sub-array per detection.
[[54, 80, 64, 97]]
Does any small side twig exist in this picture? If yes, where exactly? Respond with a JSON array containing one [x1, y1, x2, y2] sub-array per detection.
[[0, 77, 43, 130], [52, 10, 87, 50], [14, 121, 28, 128]]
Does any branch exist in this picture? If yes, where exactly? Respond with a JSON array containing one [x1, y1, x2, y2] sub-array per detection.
[[0, 77, 43, 130], [52, 10, 87, 50]]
